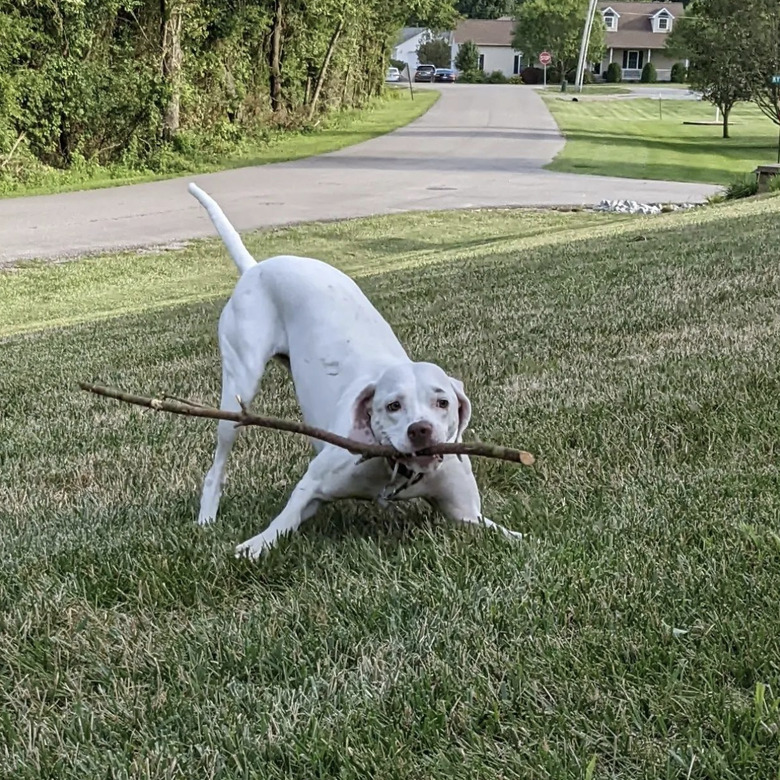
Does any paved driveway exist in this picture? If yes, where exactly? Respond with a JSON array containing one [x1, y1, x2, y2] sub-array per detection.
[[0, 85, 719, 263]]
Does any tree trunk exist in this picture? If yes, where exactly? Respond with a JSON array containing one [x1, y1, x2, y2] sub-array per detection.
[[341, 57, 354, 108], [722, 105, 730, 139], [269, 0, 283, 113], [307, 18, 344, 120], [160, 0, 183, 139]]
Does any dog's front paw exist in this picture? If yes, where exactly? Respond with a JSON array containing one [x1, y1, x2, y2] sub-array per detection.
[[197, 511, 217, 526], [234, 534, 273, 560]]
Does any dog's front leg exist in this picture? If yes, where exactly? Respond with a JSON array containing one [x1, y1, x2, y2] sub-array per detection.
[[429, 456, 526, 542], [234, 448, 348, 559]]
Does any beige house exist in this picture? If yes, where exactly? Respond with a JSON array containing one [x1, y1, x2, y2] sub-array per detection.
[[595, 1, 687, 81], [450, 18, 523, 77]]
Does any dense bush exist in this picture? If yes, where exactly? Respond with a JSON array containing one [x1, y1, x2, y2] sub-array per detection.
[[520, 66, 544, 84], [670, 62, 688, 83], [485, 70, 508, 84], [605, 62, 623, 83], [458, 70, 486, 83], [641, 62, 658, 83], [0, 0, 456, 184]]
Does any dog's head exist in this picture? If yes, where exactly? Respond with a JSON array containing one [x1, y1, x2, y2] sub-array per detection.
[[350, 362, 471, 471]]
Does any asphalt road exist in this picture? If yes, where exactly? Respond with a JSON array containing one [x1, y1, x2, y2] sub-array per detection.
[[0, 85, 719, 264]]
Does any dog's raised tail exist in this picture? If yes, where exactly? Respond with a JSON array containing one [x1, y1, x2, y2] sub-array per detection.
[[188, 182, 256, 275]]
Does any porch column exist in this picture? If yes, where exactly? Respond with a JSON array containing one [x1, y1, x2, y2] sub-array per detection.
[[609, 47, 613, 63]]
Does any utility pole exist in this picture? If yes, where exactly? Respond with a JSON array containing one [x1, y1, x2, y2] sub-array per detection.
[[574, 0, 599, 92]]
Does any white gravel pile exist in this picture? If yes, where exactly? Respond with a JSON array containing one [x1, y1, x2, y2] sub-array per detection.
[[593, 199, 700, 215]]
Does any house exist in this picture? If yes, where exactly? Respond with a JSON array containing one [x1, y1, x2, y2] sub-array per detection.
[[451, 18, 523, 77], [595, 1, 687, 81], [392, 27, 444, 73]]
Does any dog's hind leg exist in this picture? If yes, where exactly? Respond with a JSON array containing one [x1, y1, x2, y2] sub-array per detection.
[[198, 297, 280, 525]]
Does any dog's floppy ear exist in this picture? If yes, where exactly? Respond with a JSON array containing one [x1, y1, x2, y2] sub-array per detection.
[[349, 383, 377, 443], [449, 376, 472, 442]]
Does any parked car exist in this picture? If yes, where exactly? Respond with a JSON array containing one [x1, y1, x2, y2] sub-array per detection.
[[434, 68, 456, 83], [414, 64, 436, 82], [385, 66, 401, 83]]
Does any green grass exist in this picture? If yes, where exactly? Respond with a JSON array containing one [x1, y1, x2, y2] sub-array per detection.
[[0, 88, 438, 199], [543, 84, 631, 95], [3, 199, 780, 778], [544, 97, 779, 185]]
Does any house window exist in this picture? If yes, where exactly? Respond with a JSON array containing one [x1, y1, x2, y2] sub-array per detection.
[[603, 12, 617, 31], [478, 53, 485, 71], [513, 54, 521, 74], [657, 15, 669, 30], [622, 50, 643, 70]]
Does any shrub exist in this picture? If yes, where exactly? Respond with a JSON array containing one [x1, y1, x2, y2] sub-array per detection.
[[508, 75, 524, 85], [520, 66, 543, 85], [390, 58, 406, 72], [485, 70, 508, 84], [670, 62, 687, 83], [454, 41, 479, 74], [458, 70, 485, 84], [641, 62, 657, 83], [724, 175, 758, 201], [605, 62, 622, 83]]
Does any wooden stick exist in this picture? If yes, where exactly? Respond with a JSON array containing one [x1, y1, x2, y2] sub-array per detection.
[[78, 382, 535, 466]]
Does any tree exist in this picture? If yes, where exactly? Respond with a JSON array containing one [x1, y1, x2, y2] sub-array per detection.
[[455, 40, 480, 72], [743, 0, 780, 127], [666, 0, 753, 139], [417, 37, 452, 69], [456, 0, 512, 19], [512, 0, 605, 81]]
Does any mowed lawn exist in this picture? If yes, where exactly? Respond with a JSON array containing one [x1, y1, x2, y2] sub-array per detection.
[[2, 200, 780, 778], [544, 96, 778, 185]]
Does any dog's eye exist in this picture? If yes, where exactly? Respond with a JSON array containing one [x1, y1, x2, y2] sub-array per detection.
[[437, 399, 449, 409], [386, 401, 402, 413]]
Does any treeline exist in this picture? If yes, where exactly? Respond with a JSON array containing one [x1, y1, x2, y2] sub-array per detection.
[[0, 0, 455, 179]]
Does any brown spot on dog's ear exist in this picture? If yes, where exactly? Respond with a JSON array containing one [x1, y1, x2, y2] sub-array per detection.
[[349, 383, 377, 444]]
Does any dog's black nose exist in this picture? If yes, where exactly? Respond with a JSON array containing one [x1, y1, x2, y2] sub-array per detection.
[[407, 421, 434, 448]]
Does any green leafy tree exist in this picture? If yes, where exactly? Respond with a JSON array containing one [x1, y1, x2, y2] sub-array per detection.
[[455, 40, 480, 72], [417, 37, 452, 69], [666, 0, 753, 138], [0, 0, 459, 184], [742, 0, 780, 127], [456, 0, 512, 19], [512, 0, 605, 80]]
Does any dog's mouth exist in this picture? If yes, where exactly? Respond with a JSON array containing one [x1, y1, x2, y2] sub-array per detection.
[[391, 454, 443, 474]]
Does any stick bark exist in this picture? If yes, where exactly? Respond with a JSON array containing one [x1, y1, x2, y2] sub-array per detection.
[[79, 383, 535, 466]]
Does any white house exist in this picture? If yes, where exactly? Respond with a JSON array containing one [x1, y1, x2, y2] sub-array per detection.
[[450, 18, 523, 77], [392, 27, 434, 73]]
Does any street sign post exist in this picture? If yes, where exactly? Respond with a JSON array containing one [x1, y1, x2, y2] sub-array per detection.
[[539, 51, 551, 87], [771, 74, 780, 85]]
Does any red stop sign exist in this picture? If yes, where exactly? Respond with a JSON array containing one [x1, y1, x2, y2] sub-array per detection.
[[539, 51, 552, 66]]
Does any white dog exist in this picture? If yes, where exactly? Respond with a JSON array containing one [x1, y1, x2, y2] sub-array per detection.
[[189, 183, 523, 558]]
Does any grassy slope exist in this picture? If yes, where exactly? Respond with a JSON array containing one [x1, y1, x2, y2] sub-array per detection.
[[1, 88, 438, 199], [2, 200, 780, 778], [544, 97, 778, 185]]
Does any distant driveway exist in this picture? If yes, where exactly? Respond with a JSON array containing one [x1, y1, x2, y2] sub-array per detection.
[[0, 85, 719, 264]]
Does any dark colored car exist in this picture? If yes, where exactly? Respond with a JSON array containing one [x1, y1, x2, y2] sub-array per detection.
[[434, 68, 456, 83], [414, 64, 436, 82]]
